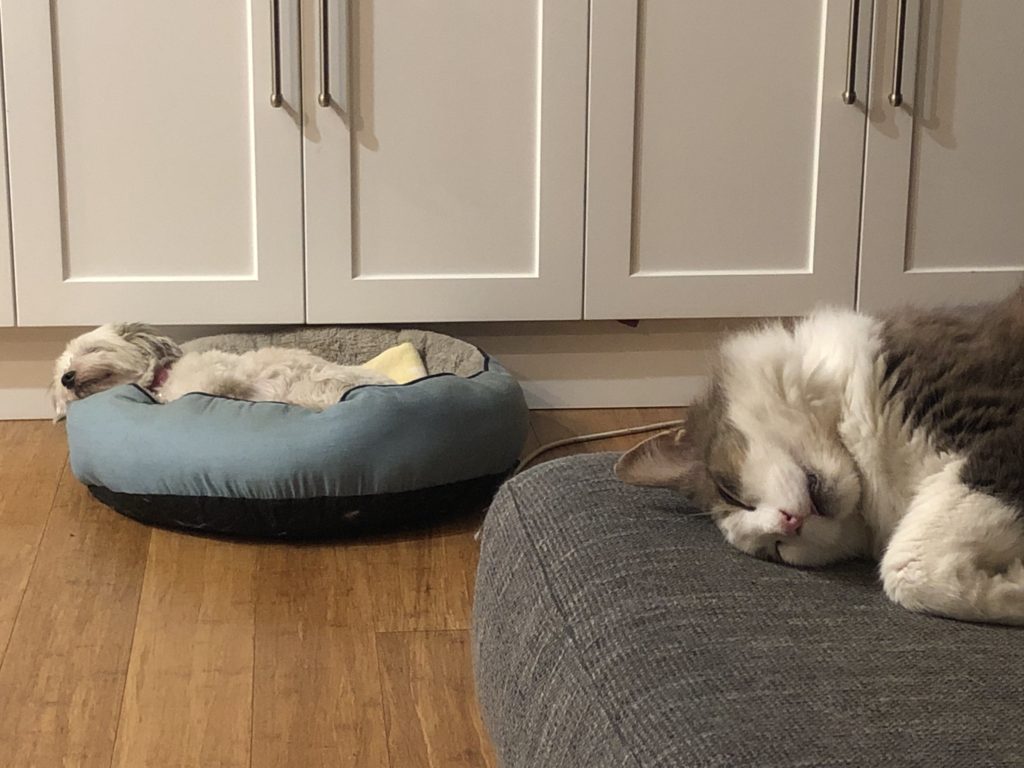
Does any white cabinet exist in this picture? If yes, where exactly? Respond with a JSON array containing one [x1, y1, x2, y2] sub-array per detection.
[[858, 0, 1024, 311], [303, 0, 588, 323], [1, 0, 587, 326], [0, 69, 12, 327], [1, 0, 1017, 327], [0, 0, 306, 326], [585, 0, 869, 319]]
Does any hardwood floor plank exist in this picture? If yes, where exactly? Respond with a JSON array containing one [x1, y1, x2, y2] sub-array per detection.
[[361, 412, 541, 634], [0, 409, 662, 766], [0, 473, 151, 768], [520, 418, 541, 458], [364, 524, 480, 633], [251, 545, 388, 768], [110, 531, 256, 768], [0, 421, 68, 664], [377, 630, 496, 768]]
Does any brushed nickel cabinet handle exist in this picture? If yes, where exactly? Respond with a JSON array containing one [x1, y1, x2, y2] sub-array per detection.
[[889, 0, 908, 107], [842, 0, 861, 104], [270, 0, 283, 107], [318, 0, 331, 106]]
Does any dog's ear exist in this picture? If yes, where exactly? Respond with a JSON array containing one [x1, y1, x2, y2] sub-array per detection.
[[115, 323, 183, 363], [112, 321, 158, 339]]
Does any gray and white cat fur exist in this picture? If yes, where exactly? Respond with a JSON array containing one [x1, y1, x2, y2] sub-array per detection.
[[617, 286, 1024, 626]]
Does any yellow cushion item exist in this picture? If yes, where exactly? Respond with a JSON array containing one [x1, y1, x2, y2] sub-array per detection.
[[360, 342, 428, 384]]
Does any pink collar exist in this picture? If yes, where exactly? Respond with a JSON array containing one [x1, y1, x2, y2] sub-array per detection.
[[150, 364, 172, 391]]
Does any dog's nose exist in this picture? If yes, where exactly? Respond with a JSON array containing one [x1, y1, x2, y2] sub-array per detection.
[[61, 371, 76, 389]]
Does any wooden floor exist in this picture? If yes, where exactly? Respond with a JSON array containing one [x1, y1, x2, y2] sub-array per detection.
[[0, 408, 681, 768]]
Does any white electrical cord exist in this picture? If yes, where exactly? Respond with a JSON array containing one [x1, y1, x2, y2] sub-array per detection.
[[515, 419, 684, 475], [474, 418, 686, 541]]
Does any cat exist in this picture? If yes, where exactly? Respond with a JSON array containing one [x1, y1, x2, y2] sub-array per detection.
[[616, 285, 1024, 626]]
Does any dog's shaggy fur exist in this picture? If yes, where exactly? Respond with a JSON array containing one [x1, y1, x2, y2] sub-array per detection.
[[52, 323, 394, 419]]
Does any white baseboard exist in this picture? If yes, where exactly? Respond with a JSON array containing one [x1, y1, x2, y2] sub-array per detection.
[[0, 375, 706, 420], [0, 388, 52, 420], [518, 375, 706, 409], [0, 318, 755, 420]]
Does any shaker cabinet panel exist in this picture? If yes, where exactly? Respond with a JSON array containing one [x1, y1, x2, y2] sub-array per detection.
[[1, 0, 305, 325], [586, 0, 868, 318], [304, 0, 588, 322], [0, 67, 12, 327], [858, 0, 1024, 310]]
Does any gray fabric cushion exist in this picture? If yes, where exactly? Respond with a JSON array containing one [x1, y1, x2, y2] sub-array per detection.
[[182, 326, 484, 378], [473, 453, 1024, 768]]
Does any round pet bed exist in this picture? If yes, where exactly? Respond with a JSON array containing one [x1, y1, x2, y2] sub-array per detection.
[[65, 327, 529, 538]]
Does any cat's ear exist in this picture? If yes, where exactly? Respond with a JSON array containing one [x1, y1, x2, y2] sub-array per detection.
[[614, 428, 701, 489]]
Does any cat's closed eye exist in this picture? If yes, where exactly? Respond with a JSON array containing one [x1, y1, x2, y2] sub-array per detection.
[[806, 471, 829, 516], [713, 478, 755, 511]]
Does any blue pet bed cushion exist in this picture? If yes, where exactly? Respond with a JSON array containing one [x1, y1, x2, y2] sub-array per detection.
[[66, 328, 529, 538]]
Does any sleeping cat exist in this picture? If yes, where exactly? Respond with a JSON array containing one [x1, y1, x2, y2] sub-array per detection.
[[616, 285, 1024, 625]]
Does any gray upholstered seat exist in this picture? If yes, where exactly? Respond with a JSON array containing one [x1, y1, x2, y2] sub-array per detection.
[[472, 453, 1023, 768]]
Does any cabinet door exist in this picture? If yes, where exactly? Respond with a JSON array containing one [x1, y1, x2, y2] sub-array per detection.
[[303, 0, 587, 323], [0, 70, 12, 327], [859, 0, 1024, 311], [586, 0, 868, 319], [1, 1, 304, 326]]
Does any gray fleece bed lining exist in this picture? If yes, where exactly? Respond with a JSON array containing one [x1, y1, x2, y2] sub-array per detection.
[[182, 326, 487, 378]]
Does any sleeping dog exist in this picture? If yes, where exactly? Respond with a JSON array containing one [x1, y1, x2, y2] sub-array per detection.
[[51, 323, 393, 419]]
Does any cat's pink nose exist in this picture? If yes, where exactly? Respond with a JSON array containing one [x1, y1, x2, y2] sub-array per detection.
[[780, 511, 803, 535]]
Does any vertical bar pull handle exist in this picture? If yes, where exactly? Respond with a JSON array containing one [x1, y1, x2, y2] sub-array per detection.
[[842, 0, 861, 104], [318, 0, 331, 106], [889, 0, 908, 107], [338, 0, 349, 113], [270, 0, 283, 107]]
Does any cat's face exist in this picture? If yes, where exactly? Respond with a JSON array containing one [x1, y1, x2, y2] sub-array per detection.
[[617, 373, 871, 567]]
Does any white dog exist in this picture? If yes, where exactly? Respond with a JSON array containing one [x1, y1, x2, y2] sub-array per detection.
[[52, 323, 394, 419]]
